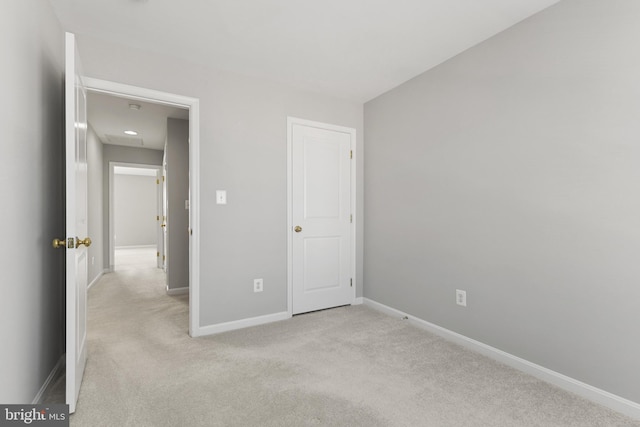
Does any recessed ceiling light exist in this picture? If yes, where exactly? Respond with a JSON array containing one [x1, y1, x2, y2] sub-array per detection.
[[124, 130, 138, 136], [129, 103, 141, 110]]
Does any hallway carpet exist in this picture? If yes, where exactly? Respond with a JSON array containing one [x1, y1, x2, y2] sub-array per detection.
[[68, 264, 639, 426]]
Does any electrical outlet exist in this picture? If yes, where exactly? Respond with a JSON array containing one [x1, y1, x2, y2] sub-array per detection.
[[456, 289, 467, 307], [254, 278, 263, 293]]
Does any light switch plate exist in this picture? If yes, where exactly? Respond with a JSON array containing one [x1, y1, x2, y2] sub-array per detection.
[[216, 190, 227, 205]]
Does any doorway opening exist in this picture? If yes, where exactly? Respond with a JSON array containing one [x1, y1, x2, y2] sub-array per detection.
[[85, 77, 201, 337], [109, 163, 162, 272]]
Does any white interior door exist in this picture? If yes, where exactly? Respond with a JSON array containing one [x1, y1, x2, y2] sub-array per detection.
[[65, 32, 89, 414], [291, 120, 354, 315], [156, 169, 164, 269], [162, 152, 168, 272]]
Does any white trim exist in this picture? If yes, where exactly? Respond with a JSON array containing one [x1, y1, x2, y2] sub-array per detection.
[[114, 166, 158, 176], [193, 312, 291, 337], [188, 101, 201, 338], [87, 270, 105, 291], [286, 117, 357, 317], [287, 119, 293, 316], [363, 298, 640, 421], [166, 286, 189, 296], [32, 355, 64, 404], [84, 77, 194, 108], [85, 77, 201, 338], [115, 245, 157, 250]]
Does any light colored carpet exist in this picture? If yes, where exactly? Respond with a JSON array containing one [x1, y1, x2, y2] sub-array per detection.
[[114, 247, 158, 271], [60, 251, 639, 426]]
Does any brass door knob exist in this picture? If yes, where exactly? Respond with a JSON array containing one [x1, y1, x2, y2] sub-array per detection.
[[294, 226, 302, 233], [52, 238, 67, 249], [75, 237, 92, 248]]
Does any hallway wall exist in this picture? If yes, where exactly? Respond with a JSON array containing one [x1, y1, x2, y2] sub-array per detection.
[[0, 0, 65, 403], [114, 173, 157, 248], [165, 118, 189, 290], [87, 125, 105, 285]]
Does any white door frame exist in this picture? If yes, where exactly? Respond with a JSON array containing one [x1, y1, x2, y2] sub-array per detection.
[[85, 77, 201, 337], [287, 117, 357, 316], [108, 162, 162, 269]]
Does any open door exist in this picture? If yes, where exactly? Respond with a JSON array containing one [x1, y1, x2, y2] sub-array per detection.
[[156, 169, 164, 269], [161, 151, 168, 272], [64, 32, 89, 414]]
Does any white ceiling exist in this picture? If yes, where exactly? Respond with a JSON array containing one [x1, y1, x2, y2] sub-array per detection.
[[87, 91, 188, 150], [49, 0, 561, 103], [59, 0, 561, 149]]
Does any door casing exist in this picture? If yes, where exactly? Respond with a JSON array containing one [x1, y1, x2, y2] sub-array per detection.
[[84, 77, 201, 337], [287, 117, 357, 316]]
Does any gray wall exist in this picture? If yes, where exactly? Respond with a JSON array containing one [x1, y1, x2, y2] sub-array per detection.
[[364, 0, 640, 404], [87, 125, 104, 284], [77, 35, 364, 327], [114, 174, 157, 248], [0, 0, 65, 403], [166, 118, 189, 289], [102, 145, 163, 269]]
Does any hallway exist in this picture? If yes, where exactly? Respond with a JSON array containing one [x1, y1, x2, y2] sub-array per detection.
[[42, 248, 182, 408]]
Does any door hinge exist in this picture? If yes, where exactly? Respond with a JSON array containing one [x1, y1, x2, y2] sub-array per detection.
[[163, 176, 165, 182], [350, 150, 353, 159], [163, 255, 166, 262], [350, 278, 353, 287], [156, 178, 160, 184], [157, 251, 160, 257], [350, 214, 353, 223], [156, 215, 160, 221]]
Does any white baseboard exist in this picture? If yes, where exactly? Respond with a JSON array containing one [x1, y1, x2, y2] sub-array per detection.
[[166, 286, 189, 296], [353, 297, 364, 305], [193, 311, 290, 337], [363, 298, 640, 421], [87, 270, 108, 290], [32, 355, 64, 404]]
